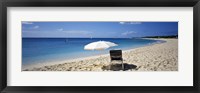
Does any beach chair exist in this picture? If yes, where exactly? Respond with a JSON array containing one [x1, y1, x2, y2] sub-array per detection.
[[109, 50, 124, 70]]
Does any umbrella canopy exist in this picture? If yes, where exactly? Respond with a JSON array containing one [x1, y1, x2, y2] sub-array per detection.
[[84, 41, 118, 50]]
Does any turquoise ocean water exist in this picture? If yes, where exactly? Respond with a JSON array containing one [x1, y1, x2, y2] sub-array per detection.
[[22, 38, 163, 66]]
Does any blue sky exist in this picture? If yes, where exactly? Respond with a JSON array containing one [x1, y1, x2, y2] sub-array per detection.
[[22, 22, 178, 38]]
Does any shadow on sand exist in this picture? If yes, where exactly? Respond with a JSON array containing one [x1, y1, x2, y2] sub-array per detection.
[[102, 63, 137, 71]]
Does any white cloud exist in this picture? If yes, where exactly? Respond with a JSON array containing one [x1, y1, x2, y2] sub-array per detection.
[[57, 28, 63, 31], [33, 26, 39, 29], [22, 25, 39, 31], [121, 31, 136, 36], [62, 30, 92, 35], [130, 22, 142, 24], [119, 22, 125, 24], [119, 22, 142, 25], [22, 22, 33, 24]]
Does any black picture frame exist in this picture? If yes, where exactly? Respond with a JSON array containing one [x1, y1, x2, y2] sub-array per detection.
[[0, 0, 199, 93]]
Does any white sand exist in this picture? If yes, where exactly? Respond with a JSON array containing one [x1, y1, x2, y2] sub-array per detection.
[[23, 39, 178, 71]]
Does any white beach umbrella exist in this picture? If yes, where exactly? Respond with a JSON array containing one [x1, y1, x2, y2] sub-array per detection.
[[84, 41, 118, 50]]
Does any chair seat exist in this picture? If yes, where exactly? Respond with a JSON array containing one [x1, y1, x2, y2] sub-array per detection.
[[111, 58, 123, 60], [109, 50, 124, 70]]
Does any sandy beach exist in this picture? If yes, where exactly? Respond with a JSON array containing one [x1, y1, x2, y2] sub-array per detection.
[[23, 38, 178, 71]]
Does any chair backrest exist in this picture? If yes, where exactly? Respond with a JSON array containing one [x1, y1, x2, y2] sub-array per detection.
[[110, 50, 122, 60]]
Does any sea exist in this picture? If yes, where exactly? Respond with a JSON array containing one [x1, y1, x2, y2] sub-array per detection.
[[22, 38, 163, 66]]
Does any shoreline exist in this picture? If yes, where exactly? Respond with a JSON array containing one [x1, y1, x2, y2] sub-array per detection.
[[23, 38, 178, 71]]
